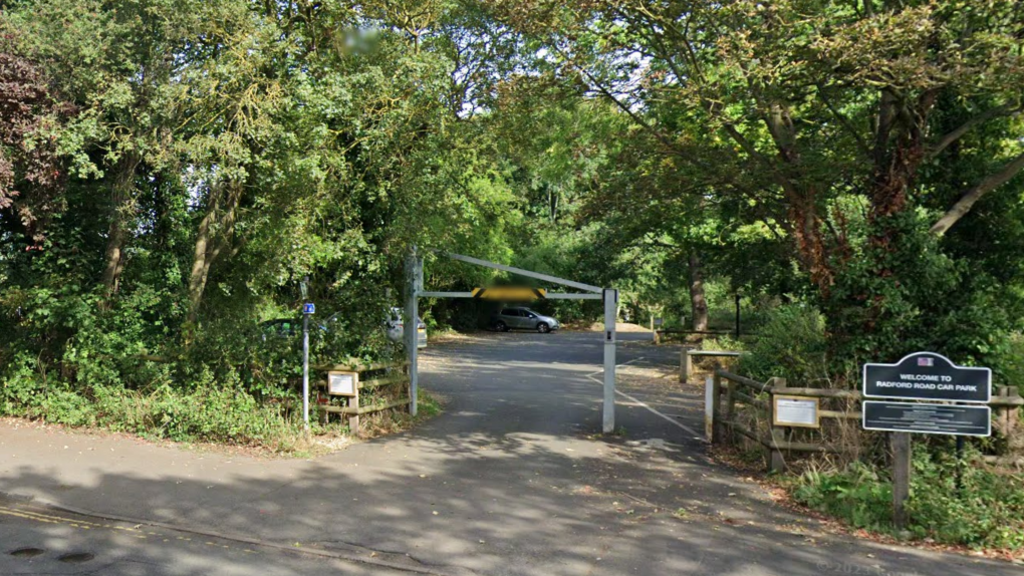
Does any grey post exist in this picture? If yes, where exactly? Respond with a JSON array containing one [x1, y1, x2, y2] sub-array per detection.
[[603, 288, 618, 433], [302, 313, 309, 430], [405, 248, 422, 417], [301, 276, 311, 430]]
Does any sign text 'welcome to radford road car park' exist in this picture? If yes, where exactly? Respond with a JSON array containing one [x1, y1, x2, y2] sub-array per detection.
[[862, 352, 991, 404]]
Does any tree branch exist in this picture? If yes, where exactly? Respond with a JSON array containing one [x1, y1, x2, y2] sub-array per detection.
[[927, 104, 1019, 159], [549, 43, 684, 156], [930, 150, 1024, 236], [816, 83, 870, 156]]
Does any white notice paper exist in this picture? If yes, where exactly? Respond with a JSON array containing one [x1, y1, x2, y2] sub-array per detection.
[[774, 396, 819, 428]]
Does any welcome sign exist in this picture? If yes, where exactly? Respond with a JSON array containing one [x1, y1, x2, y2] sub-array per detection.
[[862, 352, 991, 404]]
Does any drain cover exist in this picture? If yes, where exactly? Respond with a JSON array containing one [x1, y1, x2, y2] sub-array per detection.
[[9, 547, 45, 558], [58, 552, 95, 563]]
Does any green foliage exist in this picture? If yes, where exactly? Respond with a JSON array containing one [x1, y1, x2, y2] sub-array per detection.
[[991, 332, 1024, 395], [794, 449, 1024, 551], [794, 462, 893, 531], [739, 304, 831, 385], [0, 0, 516, 444], [701, 335, 746, 353]]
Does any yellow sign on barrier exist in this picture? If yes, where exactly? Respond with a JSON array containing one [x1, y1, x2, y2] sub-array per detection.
[[471, 287, 546, 301]]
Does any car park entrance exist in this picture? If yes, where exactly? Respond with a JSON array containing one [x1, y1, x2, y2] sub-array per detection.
[[404, 249, 620, 433]]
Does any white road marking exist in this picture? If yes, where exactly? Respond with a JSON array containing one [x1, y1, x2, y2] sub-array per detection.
[[587, 357, 705, 441]]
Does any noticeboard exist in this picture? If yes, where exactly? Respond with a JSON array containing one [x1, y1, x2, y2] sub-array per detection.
[[327, 371, 358, 396], [773, 395, 820, 428], [862, 352, 990, 404], [862, 401, 991, 437]]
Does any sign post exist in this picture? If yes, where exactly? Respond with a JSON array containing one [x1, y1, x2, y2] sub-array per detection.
[[861, 352, 992, 530], [891, 432, 911, 530], [301, 277, 314, 431]]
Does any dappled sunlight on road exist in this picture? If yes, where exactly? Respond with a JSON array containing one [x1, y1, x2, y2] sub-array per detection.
[[0, 332, 1015, 576]]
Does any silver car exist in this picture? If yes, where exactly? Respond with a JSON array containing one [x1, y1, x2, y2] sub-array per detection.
[[491, 307, 560, 333], [386, 307, 427, 348]]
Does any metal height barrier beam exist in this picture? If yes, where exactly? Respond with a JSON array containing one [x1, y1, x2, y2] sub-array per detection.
[[445, 252, 604, 293], [417, 291, 602, 300]]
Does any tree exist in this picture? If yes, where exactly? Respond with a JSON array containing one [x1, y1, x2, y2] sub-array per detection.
[[492, 0, 1024, 367]]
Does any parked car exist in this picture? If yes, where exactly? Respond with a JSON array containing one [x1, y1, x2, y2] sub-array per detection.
[[260, 318, 303, 340], [261, 308, 426, 349], [386, 307, 427, 349], [490, 307, 560, 333]]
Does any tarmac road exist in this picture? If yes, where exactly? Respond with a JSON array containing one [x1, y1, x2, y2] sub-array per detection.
[[0, 498, 412, 576], [0, 330, 1017, 575]]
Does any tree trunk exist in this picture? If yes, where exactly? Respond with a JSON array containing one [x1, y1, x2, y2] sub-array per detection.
[[99, 154, 140, 307], [688, 251, 708, 332], [187, 184, 241, 324]]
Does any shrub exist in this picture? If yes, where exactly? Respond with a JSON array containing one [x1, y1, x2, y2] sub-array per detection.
[[991, 332, 1024, 396], [793, 461, 893, 531], [792, 449, 1024, 551], [738, 304, 832, 385]]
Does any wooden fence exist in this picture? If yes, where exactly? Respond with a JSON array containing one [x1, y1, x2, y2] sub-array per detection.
[[313, 360, 411, 434], [710, 369, 1024, 472]]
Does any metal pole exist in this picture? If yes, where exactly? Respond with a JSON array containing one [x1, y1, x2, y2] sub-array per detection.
[[302, 308, 310, 430], [955, 435, 965, 495], [405, 248, 422, 417], [735, 292, 741, 339], [603, 288, 617, 433]]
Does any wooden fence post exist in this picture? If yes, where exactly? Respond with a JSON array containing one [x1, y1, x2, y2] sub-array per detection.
[[767, 378, 786, 473], [348, 390, 360, 435], [892, 432, 911, 530], [680, 350, 691, 384], [722, 372, 735, 445], [996, 386, 1009, 437], [1009, 387, 1021, 451], [711, 372, 724, 445]]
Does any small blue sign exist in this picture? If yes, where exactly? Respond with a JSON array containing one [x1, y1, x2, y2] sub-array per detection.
[[303, 303, 315, 315]]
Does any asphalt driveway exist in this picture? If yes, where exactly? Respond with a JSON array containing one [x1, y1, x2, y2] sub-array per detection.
[[0, 330, 1016, 575]]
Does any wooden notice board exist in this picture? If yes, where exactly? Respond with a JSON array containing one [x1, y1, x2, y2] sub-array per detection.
[[773, 395, 820, 428]]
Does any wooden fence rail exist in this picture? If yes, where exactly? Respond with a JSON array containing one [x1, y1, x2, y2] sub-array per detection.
[[313, 360, 411, 434], [710, 369, 1023, 473], [680, 351, 747, 383]]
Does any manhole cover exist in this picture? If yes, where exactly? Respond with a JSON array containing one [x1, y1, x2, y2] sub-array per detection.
[[9, 547, 45, 558], [58, 552, 94, 563]]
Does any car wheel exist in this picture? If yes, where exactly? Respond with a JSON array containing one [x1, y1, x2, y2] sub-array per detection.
[[495, 321, 508, 332], [537, 322, 550, 334]]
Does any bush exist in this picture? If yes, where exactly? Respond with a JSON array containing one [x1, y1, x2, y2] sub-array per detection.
[[794, 461, 893, 531], [738, 303, 832, 385], [792, 449, 1024, 551], [991, 331, 1024, 396]]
